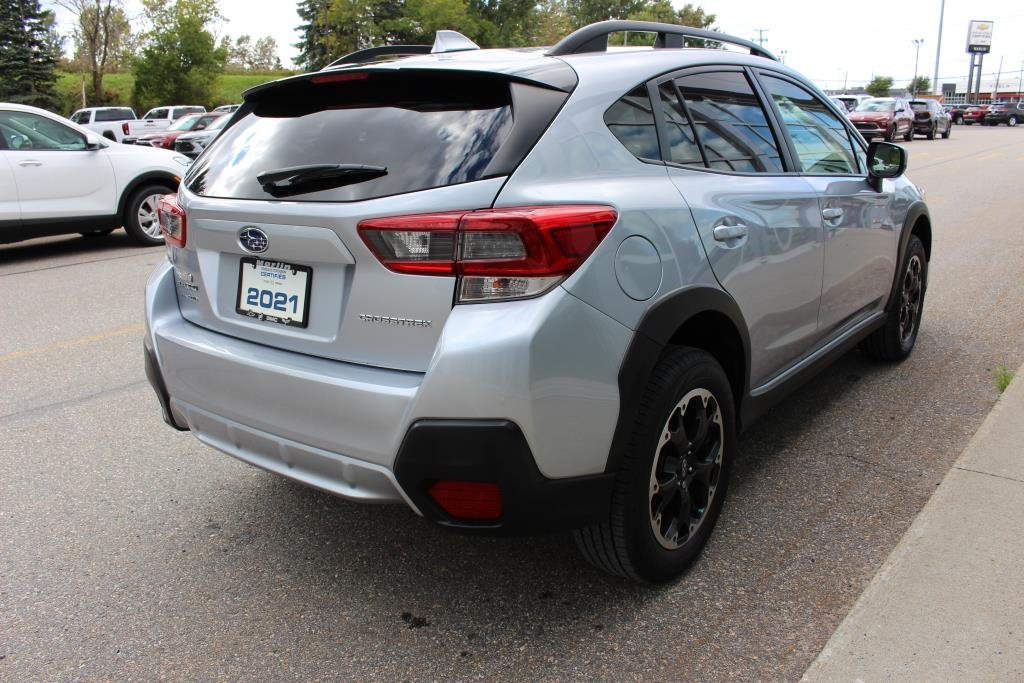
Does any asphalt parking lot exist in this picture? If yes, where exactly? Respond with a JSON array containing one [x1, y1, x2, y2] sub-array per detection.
[[3, 125, 1024, 681]]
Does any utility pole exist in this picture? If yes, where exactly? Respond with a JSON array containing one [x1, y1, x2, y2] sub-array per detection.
[[912, 39, 924, 95], [932, 0, 946, 94], [752, 29, 768, 47], [1018, 61, 1023, 102], [993, 55, 1004, 101]]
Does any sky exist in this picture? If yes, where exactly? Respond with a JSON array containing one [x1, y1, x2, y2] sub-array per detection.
[[46, 0, 1024, 94]]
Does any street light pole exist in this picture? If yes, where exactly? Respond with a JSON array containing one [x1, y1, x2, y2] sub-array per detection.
[[932, 0, 946, 94], [912, 39, 924, 95]]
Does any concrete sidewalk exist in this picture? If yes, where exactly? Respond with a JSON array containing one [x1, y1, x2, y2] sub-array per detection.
[[804, 365, 1024, 681]]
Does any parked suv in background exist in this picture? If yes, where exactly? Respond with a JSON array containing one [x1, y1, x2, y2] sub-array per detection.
[[144, 21, 932, 583], [984, 102, 1024, 126], [849, 97, 914, 141], [945, 104, 967, 124], [0, 103, 189, 245], [173, 114, 230, 158], [909, 99, 951, 139], [135, 112, 224, 150]]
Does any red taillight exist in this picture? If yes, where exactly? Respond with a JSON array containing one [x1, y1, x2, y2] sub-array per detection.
[[157, 194, 186, 247], [428, 481, 502, 521], [358, 205, 616, 302], [122, 122, 130, 135]]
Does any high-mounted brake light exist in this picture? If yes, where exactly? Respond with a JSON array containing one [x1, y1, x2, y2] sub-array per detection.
[[157, 194, 186, 247], [311, 71, 371, 85], [358, 205, 616, 302]]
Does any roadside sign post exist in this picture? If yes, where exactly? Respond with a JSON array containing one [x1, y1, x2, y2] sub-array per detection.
[[965, 20, 993, 104]]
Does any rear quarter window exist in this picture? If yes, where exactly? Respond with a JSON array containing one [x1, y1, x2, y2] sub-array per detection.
[[95, 108, 135, 122], [186, 71, 554, 202], [604, 86, 660, 161]]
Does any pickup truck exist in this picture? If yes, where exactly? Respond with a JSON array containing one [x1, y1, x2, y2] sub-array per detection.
[[121, 105, 206, 144], [68, 107, 137, 142]]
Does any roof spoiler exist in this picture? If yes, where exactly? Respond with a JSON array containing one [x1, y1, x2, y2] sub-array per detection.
[[324, 30, 480, 69]]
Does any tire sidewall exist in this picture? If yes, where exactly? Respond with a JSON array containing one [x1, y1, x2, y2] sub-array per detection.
[[622, 351, 736, 583], [124, 184, 170, 246], [896, 237, 928, 355]]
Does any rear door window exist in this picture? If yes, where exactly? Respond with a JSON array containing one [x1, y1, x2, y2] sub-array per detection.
[[656, 82, 703, 165], [673, 71, 784, 173], [186, 71, 550, 202]]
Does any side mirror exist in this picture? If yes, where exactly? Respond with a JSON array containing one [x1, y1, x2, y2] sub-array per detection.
[[84, 133, 105, 150], [866, 141, 907, 191]]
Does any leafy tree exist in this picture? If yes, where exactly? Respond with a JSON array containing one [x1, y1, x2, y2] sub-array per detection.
[[222, 34, 283, 71], [131, 0, 227, 111], [295, 0, 332, 70], [59, 0, 134, 105], [866, 75, 893, 98], [908, 75, 930, 96], [0, 0, 62, 109]]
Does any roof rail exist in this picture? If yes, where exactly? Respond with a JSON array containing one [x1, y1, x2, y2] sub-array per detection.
[[324, 30, 480, 69], [547, 20, 778, 61]]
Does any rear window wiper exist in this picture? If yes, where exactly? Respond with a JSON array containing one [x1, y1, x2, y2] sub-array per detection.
[[256, 164, 388, 198]]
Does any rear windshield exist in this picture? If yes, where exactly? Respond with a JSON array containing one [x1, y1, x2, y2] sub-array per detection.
[[185, 71, 521, 202], [910, 102, 929, 112], [95, 108, 135, 122]]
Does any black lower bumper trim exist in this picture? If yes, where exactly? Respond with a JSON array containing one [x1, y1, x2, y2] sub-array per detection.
[[144, 343, 189, 431], [394, 419, 614, 535]]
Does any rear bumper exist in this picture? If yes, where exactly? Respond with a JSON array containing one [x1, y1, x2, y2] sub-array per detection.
[[143, 260, 629, 531]]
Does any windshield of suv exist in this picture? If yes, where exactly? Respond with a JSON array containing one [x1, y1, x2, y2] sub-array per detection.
[[168, 114, 203, 131], [857, 100, 896, 112], [910, 102, 929, 112], [186, 71, 546, 202]]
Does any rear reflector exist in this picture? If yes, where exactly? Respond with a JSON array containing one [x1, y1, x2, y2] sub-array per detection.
[[428, 481, 502, 521], [358, 205, 616, 302], [157, 194, 186, 247]]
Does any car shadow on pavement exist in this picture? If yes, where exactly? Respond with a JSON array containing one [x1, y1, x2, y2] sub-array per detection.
[[177, 348, 889, 655], [0, 231, 157, 267]]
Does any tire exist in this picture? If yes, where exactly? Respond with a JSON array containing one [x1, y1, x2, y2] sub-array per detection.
[[926, 123, 936, 140], [954, 114, 962, 125], [574, 347, 736, 583], [885, 125, 897, 142], [904, 125, 913, 142], [942, 122, 951, 139], [123, 184, 171, 246], [1010, 116, 1018, 127], [859, 235, 928, 362], [80, 228, 116, 238]]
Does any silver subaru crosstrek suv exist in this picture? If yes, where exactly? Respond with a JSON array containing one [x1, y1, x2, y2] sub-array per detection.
[[145, 21, 931, 583]]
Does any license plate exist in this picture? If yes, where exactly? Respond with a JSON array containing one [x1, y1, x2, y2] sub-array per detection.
[[236, 258, 312, 328]]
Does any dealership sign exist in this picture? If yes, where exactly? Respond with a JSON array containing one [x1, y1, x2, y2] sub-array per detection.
[[966, 20, 993, 54]]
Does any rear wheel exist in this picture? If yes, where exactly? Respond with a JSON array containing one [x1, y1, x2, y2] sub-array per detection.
[[942, 122, 951, 139], [904, 124, 913, 142], [574, 347, 735, 583], [926, 123, 936, 140], [123, 184, 170, 246], [885, 125, 897, 142], [860, 235, 927, 362], [1010, 116, 1019, 127]]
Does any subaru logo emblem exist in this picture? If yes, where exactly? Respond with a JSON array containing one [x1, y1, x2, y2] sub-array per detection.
[[238, 226, 269, 254]]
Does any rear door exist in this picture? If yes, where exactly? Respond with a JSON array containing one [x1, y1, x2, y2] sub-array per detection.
[[655, 68, 825, 388], [0, 139, 20, 230], [756, 71, 897, 335], [175, 69, 570, 373]]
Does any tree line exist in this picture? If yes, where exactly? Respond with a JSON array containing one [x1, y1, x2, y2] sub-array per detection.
[[294, 0, 714, 71]]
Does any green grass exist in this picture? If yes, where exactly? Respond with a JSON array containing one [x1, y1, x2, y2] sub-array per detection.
[[995, 365, 1015, 394], [55, 70, 294, 114]]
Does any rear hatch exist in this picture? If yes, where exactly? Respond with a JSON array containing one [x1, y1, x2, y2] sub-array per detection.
[[174, 63, 573, 372]]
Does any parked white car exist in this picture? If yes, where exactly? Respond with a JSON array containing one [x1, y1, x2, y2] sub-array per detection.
[[121, 105, 206, 144], [69, 106, 137, 142], [0, 103, 190, 245]]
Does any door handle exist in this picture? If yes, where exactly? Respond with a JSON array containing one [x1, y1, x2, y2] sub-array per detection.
[[822, 207, 844, 222], [18, 160, 42, 167], [713, 223, 748, 241]]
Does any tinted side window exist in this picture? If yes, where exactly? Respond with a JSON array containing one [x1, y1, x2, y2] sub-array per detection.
[[762, 76, 858, 175], [70, 111, 89, 124], [604, 86, 661, 161], [657, 82, 702, 165], [675, 71, 783, 173], [146, 108, 167, 120], [95, 108, 135, 122]]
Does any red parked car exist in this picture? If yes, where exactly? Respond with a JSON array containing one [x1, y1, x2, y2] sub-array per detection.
[[848, 97, 915, 141], [961, 105, 990, 125], [134, 112, 224, 149]]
